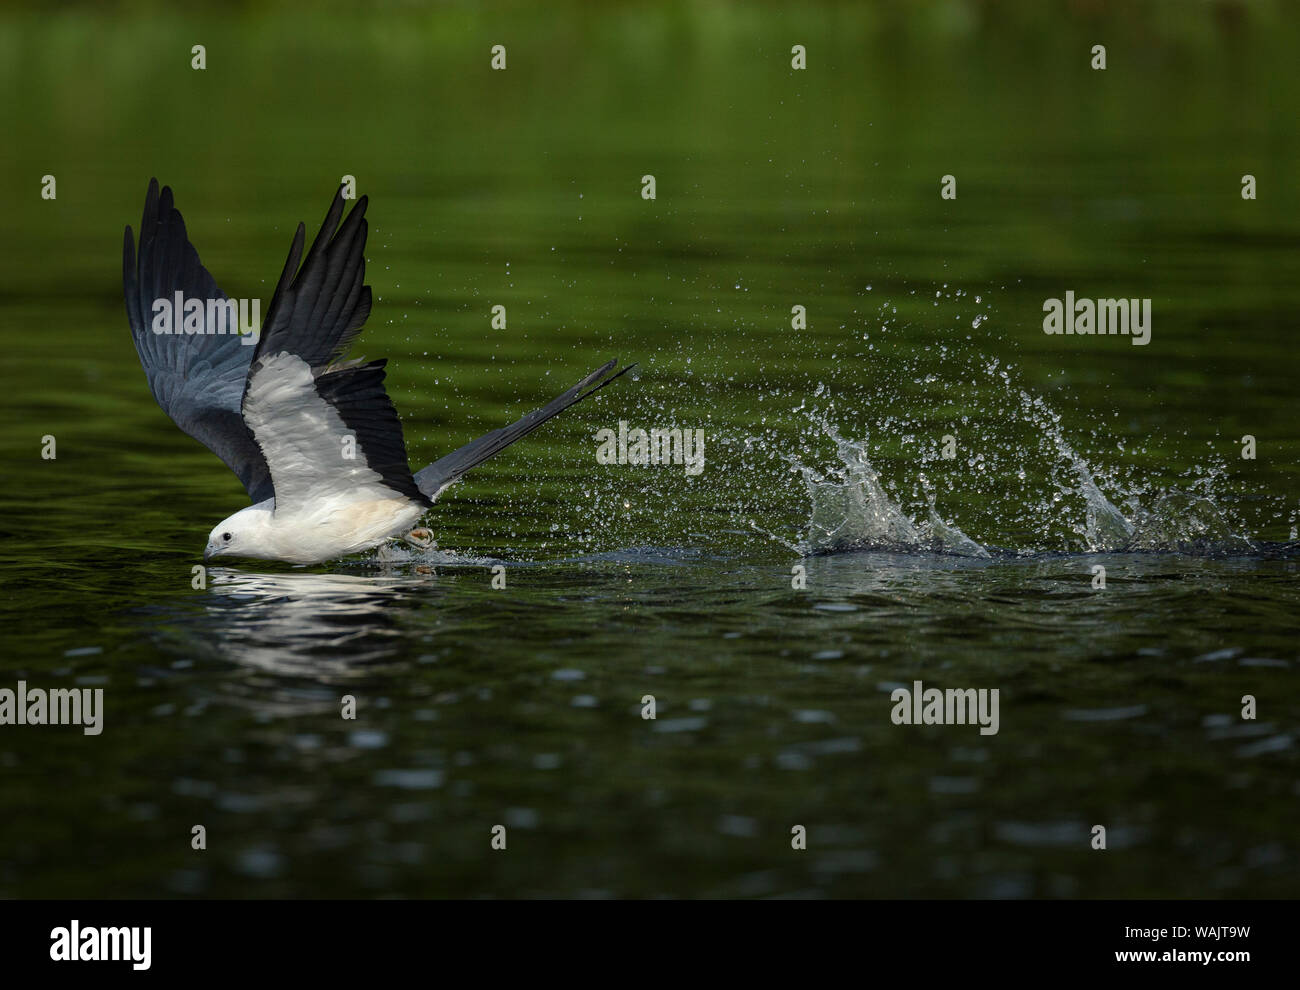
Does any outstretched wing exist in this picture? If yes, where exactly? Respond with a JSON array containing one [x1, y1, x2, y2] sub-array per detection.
[[123, 178, 273, 502], [255, 185, 371, 373], [240, 188, 429, 514]]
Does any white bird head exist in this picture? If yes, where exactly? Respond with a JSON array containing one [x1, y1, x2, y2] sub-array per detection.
[[203, 505, 272, 561]]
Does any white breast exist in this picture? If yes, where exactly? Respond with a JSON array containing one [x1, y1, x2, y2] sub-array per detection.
[[260, 496, 427, 564]]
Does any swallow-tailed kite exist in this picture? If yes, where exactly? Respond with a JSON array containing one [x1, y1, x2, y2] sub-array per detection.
[[123, 179, 630, 564]]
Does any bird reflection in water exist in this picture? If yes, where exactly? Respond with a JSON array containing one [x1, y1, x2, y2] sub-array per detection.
[[142, 566, 446, 717]]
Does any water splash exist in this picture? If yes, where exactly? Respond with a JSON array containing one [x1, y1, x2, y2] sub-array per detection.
[[1068, 445, 1134, 551], [797, 421, 988, 556], [421, 283, 1283, 562], [790, 397, 1258, 558], [1127, 492, 1255, 554], [924, 503, 992, 558]]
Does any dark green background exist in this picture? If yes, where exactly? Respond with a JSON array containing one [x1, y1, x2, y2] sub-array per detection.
[[0, 1, 1296, 898]]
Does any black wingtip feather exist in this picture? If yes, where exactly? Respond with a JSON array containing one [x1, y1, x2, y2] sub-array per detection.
[[254, 185, 373, 371]]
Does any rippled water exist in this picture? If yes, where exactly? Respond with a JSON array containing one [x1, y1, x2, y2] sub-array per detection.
[[1, 3, 1298, 898]]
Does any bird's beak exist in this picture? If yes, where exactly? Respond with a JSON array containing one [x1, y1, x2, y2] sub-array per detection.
[[203, 544, 216, 562]]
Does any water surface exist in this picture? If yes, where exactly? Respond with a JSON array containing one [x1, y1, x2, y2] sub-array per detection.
[[0, 2, 1297, 898]]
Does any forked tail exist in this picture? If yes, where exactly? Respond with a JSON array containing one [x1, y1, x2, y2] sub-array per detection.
[[413, 359, 634, 499]]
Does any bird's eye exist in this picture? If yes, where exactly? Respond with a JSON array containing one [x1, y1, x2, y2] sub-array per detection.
[[222, 532, 232, 542]]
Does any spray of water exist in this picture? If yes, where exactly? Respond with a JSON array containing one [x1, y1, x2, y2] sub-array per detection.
[[393, 283, 1287, 562], [783, 394, 1257, 558]]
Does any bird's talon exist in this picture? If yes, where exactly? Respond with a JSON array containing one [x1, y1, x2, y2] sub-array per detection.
[[405, 527, 434, 550]]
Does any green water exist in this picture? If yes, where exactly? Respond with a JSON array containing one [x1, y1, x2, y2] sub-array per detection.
[[1, 1, 1297, 898]]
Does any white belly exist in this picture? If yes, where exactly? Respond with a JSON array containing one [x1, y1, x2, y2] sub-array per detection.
[[266, 497, 426, 564]]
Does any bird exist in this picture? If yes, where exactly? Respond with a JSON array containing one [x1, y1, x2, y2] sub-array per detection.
[[122, 178, 631, 565]]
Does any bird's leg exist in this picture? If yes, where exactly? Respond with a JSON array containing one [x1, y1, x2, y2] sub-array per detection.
[[404, 527, 434, 551]]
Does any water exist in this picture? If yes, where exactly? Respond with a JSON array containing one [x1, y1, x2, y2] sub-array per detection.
[[1, 2, 1298, 898]]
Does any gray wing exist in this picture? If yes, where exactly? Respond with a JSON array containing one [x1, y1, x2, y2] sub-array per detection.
[[240, 188, 428, 510], [243, 187, 629, 504], [123, 178, 274, 503], [413, 360, 633, 499]]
